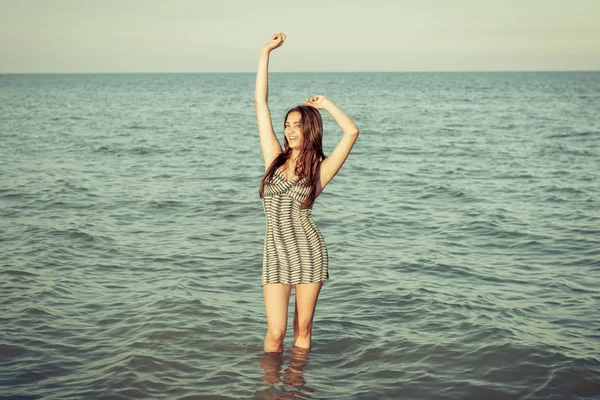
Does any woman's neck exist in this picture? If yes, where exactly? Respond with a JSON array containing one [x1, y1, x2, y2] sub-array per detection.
[[285, 151, 300, 172]]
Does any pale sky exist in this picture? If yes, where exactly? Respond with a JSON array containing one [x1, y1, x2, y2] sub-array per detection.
[[1, 0, 599, 73]]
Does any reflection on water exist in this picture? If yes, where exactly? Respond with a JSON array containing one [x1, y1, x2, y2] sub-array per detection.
[[259, 352, 284, 386], [255, 346, 314, 399]]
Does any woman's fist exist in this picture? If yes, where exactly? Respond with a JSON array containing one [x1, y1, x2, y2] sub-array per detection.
[[263, 32, 286, 53], [303, 95, 330, 110]]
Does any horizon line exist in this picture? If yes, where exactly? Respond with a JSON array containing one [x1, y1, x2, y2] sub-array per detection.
[[1, 69, 599, 75]]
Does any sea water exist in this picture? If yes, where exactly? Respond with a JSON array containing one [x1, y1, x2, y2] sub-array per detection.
[[1, 72, 599, 399]]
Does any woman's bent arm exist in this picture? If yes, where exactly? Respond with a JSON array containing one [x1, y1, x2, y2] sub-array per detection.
[[304, 95, 359, 190], [255, 33, 286, 169]]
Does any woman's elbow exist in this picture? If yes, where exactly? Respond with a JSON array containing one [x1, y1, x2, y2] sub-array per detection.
[[346, 128, 359, 137]]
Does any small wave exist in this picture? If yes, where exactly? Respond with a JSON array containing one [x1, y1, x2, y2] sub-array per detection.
[[19, 306, 55, 318], [124, 125, 151, 130], [509, 239, 543, 248], [418, 184, 479, 201], [142, 199, 187, 210], [542, 185, 587, 195], [37, 227, 108, 243], [127, 146, 170, 155], [546, 130, 599, 140], [0, 343, 28, 358], [492, 172, 536, 179], [0, 269, 39, 278], [92, 145, 114, 153]]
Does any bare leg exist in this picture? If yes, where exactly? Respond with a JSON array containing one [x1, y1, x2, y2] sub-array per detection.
[[293, 281, 323, 349], [284, 345, 310, 387], [263, 283, 292, 353], [259, 351, 283, 384]]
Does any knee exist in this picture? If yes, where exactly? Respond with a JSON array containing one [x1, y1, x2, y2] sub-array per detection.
[[266, 328, 286, 343]]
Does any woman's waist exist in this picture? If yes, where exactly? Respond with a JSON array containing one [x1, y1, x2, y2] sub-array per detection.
[[262, 204, 313, 219]]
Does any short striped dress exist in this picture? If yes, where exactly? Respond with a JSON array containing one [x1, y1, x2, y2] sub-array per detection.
[[261, 168, 329, 286]]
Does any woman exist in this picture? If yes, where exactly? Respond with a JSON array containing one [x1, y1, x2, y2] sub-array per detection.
[[255, 32, 359, 353]]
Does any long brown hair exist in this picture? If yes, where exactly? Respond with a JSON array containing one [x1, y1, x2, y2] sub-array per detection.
[[258, 105, 327, 209]]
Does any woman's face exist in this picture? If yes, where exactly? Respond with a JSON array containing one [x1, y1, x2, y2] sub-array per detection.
[[285, 111, 304, 150]]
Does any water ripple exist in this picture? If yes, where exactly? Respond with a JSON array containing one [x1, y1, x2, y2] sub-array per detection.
[[2, 72, 600, 399]]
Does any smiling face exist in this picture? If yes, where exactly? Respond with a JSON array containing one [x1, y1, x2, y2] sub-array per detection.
[[284, 111, 304, 150]]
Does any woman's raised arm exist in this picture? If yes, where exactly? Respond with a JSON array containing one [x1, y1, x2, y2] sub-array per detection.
[[304, 95, 359, 191], [255, 32, 286, 169]]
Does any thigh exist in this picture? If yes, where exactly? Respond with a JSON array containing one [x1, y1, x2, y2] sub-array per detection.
[[263, 283, 293, 331], [294, 281, 324, 327]]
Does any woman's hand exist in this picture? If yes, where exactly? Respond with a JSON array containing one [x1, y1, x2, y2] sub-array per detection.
[[303, 95, 331, 110], [263, 32, 286, 53]]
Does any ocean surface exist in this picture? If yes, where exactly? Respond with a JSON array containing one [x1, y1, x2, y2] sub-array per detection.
[[1, 72, 599, 399]]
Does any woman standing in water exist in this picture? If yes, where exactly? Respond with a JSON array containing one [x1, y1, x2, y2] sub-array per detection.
[[256, 32, 359, 353]]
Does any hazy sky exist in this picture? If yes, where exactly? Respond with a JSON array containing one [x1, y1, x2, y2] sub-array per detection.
[[1, 0, 599, 73]]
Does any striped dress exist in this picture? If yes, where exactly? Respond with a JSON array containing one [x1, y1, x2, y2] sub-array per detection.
[[261, 168, 329, 286]]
